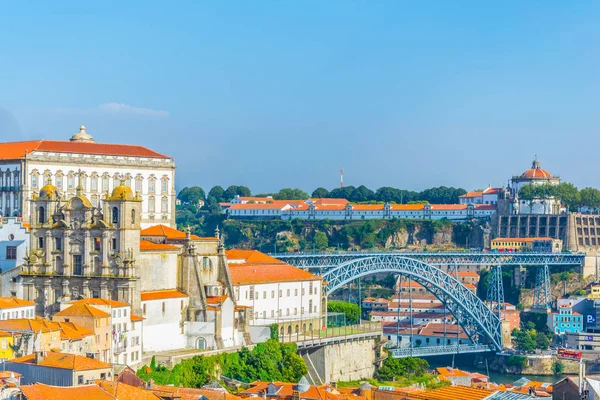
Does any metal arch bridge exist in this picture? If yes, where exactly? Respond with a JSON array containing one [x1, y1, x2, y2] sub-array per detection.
[[320, 254, 504, 351], [270, 251, 585, 269]]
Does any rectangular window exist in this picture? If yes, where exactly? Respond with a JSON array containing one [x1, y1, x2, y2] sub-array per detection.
[[161, 180, 168, 193], [68, 176, 74, 190], [249, 286, 254, 300], [149, 180, 155, 193], [143, 304, 147, 315], [271, 291, 275, 298], [94, 237, 101, 251], [77, 375, 84, 385], [148, 197, 155, 213], [287, 289, 290, 297], [162, 302, 166, 315], [38, 237, 44, 250], [263, 292, 266, 299], [55, 238, 62, 251], [56, 176, 63, 190], [6, 246, 16, 260], [31, 175, 38, 188], [161, 198, 168, 213], [112, 238, 117, 250], [73, 255, 83, 275], [91, 177, 98, 191], [136, 180, 142, 193], [102, 177, 109, 191]]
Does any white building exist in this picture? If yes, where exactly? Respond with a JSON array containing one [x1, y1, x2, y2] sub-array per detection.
[[141, 289, 189, 352], [0, 217, 29, 273], [0, 297, 35, 320], [226, 250, 323, 337], [510, 158, 563, 215], [459, 187, 502, 205], [0, 125, 176, 228]]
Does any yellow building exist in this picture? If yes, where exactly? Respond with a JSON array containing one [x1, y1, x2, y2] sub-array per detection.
[[491, 237, 562, 253], [589, 285, 600, 300], [0, 330, 14, 361]]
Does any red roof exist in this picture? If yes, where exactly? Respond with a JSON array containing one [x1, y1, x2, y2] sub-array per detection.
[[229, 263, 320, 285], [11, 352, 112, 371], [141, 289, 188, 301], [140, 240, 179, 251], [0, 140, 169, 160], [140, 224, 203, 240]]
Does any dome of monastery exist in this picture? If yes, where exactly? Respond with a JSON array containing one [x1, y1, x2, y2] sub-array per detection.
[[39, 183, 58, 198], [70, 125, 95, 143], [520, 158, 552, 179], [110, 183, 135, 201]]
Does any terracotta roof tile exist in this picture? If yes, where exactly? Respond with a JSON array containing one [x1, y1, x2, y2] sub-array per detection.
[[150, 383, 242, 400], [226, 249, 284, 264], [0, 318, 61, 333], [141, 289, 188, 301], [71, 298, 129, 308], [130, 314, 144, 322], [140, 224, 206, 240], [0, 297, 35, 309], [12, 352, 112, 370], [140, 240, 180, 251], [0, 139, 170, 160], [54, 303, 111, 318], [229, 263, 320, 285], [96, 380, 161, 400], [20, 383, 116, 400], [56, 321, 95, 341]]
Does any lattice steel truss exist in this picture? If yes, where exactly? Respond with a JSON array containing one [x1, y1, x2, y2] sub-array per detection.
[[533, 264, 552, 309], [272, 252, 585, 269], [321, 255, 503, 350], [486, 266, 505, 320]]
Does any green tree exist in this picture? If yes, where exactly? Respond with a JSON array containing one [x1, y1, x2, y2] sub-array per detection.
[[349, 185, 375, 202], [327, 300, 360, 324], [507, 355, 527, 369], [312, 187, 330, 198], [580, 187, 600, 210], [207, 186, 226, 203], [329, 186, 356, 200], [224, 185, 252, 201], [554, 182, 580, 211], [178, 186, 206, 206], [314, 231, 329, 250], [274, 188, 309, 200], [552, 359, 564, 375]]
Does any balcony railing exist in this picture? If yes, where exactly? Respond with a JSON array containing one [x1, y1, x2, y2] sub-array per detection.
[[0, 186, 20, 192]]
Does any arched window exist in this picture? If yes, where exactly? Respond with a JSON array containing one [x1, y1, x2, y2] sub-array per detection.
[[112, 207, 119, 224], [38, 207, 45, 224], [131, 209, 135, 225], [287, 326, 292, 335], [195, 337, 206, 350]]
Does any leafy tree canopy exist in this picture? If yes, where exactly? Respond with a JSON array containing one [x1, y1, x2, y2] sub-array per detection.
[[327, 300, 360, 324], [273, 188, 309, 200], [178, 186, 206, 205], [312, 187, 330, 198]]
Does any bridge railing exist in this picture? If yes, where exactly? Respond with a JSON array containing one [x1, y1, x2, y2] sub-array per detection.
[[389, 344, 492, 358], [278, 321, 382, 345]]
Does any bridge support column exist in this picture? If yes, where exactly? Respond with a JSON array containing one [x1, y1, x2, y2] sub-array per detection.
[[533, 264, 551, 309], [486, 266, 505, 319]]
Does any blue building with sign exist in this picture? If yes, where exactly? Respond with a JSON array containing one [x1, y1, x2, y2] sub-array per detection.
[[548, 305, 583, 335]]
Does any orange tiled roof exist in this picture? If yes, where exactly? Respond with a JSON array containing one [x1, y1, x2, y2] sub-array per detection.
[[20, 383, 116, 400], [56, 321, 95, 341], [140, 224, 204, 240], [521, 168, 552, 179], [0, 330, 12, 338], [71, 298, 130, 308], [310, 198, 349, 206], [0, 297, 35, 309], [460, 191, 484, 198], [226, 249, 284, 264], [474, 204, 497, 210], [96, 380, 161, 400], [492, 237, 555, 243], [391, 386, 495, 400], [0, 140, 170, 160], [141, 289, 188, 301], [419, 323, 469, 339], [351, 204, 385, 211], [435, 367, 470, 377], [130, 314, 144, 322], [430, 204, 467, 210], [457, 271, 480, 277], [149, 383, 242, 400], [228, 203, 290, 210], [390, 204, 426, 211], [54, 303, 111, 318], [12, 352, 112, 371], [229, 263, 320, 285], [206, 296, 228, 305], [140, 240, 180, 251], [0, 318, 61, 333]]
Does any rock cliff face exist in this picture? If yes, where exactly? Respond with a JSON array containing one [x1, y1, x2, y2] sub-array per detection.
[[222, 219, 483, 251], [519, 274, 595, 307], [475, 354, 580, 375]]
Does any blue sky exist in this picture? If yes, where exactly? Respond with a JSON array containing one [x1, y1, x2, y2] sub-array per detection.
[[1, 2, 599, 194]]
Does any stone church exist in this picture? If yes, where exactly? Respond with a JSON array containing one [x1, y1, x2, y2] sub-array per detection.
[[20, 177, 142, 316]]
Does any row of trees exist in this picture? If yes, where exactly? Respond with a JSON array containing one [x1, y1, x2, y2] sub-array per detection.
[[519, 182, 600, 211], [137, 339, 307, 387], [177, 184, 469, 207]]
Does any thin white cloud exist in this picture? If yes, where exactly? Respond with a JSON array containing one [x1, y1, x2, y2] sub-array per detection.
[[97, 103, 170, 118]]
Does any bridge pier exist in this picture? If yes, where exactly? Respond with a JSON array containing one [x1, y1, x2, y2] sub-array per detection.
[[533, 264, 551, 309]]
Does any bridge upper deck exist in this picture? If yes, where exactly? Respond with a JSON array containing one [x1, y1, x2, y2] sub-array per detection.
[[270, 251, 585, 268]]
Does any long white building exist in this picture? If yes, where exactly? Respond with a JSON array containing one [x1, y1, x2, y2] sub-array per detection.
[[0, 125, 176, 228]]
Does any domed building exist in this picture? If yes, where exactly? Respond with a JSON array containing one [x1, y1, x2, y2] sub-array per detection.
[[509, 158, 563, 215]]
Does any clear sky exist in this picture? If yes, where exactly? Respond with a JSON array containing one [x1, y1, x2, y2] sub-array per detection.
[[1, 1, 599, 194]]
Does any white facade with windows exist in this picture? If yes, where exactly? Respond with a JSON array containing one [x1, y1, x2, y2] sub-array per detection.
[[0, 126, 176, 228], [141, 290, 189, 352], [0, 297, 35, 320]]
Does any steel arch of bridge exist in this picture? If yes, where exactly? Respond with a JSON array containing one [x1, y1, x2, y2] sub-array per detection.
[[322, 255, 503, 350], [272, 252, 585, 269]]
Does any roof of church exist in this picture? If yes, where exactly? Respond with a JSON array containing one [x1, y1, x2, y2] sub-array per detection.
[[141, 289, 188, 301], [140, 240, 180, 251], [0, 129, 170, 160], [140, 224, 205, 240], [109, 183, 137, 201], [520, 158, 553, 179]]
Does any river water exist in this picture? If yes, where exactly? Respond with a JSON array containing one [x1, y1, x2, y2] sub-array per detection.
[[425, 355, 573, 385]]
